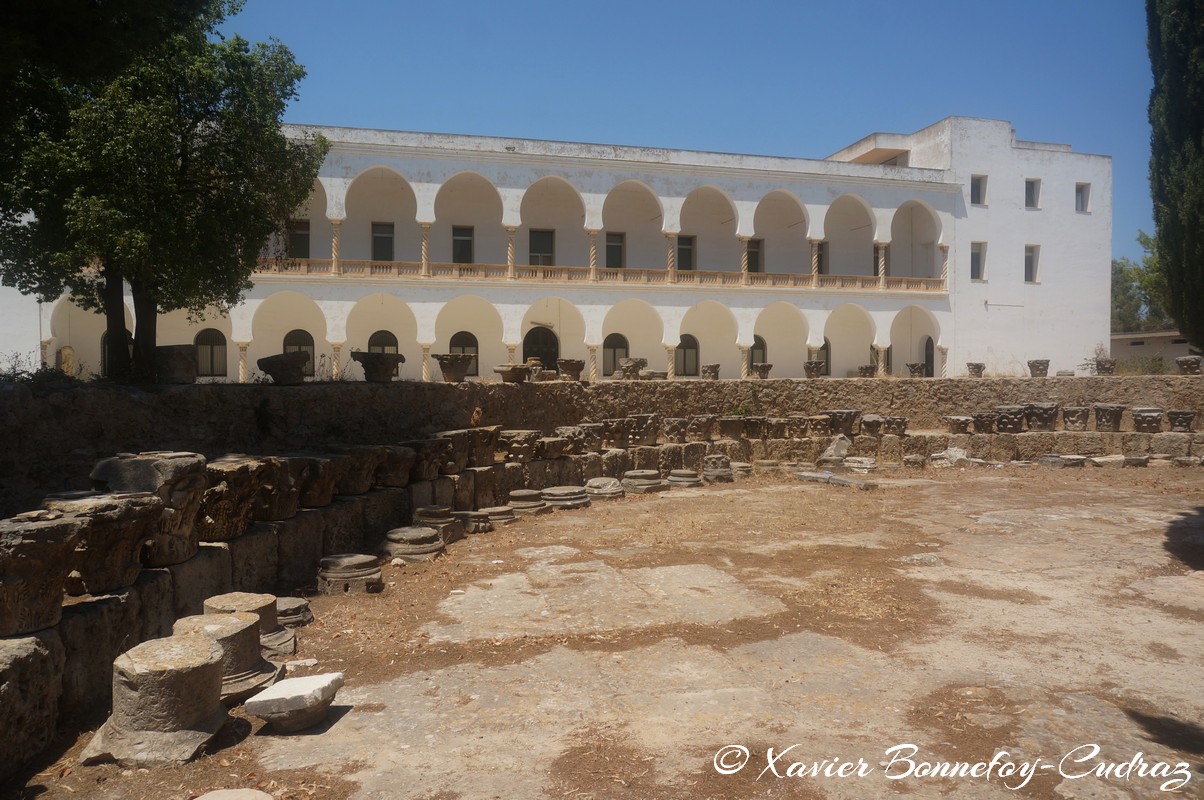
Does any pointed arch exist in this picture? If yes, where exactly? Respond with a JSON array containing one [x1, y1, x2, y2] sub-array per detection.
[[432, 171, 506, 265], [753, 190, 809, 274], [824, 194, 875, 276]]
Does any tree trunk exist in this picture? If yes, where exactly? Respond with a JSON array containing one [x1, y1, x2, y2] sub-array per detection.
[[130, 281, 159, 383], [101, 264, 131, 380]]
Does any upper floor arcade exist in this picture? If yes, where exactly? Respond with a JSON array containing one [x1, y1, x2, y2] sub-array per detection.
[[256, 124, 960, 294]]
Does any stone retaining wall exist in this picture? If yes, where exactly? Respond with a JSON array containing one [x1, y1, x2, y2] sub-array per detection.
[[4, 415, 1204, 782], [3, 376, 1201, 519]]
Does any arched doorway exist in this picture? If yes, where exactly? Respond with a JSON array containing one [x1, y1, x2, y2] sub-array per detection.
[[450, 331, 479, 376], [923, 336, 935, 377], [676, 334, 700, 376], [603, 333, 629, 377], [523, 326, 559, 369]]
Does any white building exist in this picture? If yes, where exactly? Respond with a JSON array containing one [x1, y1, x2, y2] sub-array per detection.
[[19, 116, 1112, 382]]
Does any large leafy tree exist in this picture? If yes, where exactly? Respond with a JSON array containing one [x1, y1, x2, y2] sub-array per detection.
[[1, 1, 210, 234], [1, 1, 327, 379], [1112, 232, 1176, 332], [1148, 0, 1204, 348]]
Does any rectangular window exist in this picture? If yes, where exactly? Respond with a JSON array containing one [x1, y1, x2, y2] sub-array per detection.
[[677, 235, 695, 270], [970, 175, 987, 205], [1075, 183, 1091, 213], [286, 219, 310, 259], [605, 232, 625, 269], [452, 226, 474, 264], [371, 222, 394, 262], [817, 241, 828, 274], [1024, 245, 1039, 282], [1025, 179, 1041, 209], [970, 242, 986, 280], [1129, 341, 1145, 347], [529, 229, 554, 266], [747, 239, 763, 272]]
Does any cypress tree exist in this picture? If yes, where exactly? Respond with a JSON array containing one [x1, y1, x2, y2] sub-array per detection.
[[1148, 0, 1204, 348]]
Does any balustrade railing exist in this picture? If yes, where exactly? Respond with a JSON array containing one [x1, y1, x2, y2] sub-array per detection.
[[253, 258, 946, 292]]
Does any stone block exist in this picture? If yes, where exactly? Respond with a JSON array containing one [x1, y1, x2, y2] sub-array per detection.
[[322, 498, 365, 556], [988, 433, 1019, 463], [600, 448, 631, 478], [656, 444, 684, 475], [573, 453, 603, 481], [762, 439, 801, 462], [432, 476, 455, 508], [375, 445, 416, 488], [196, 455, 273, 542], [245, 672, 344, 733], [469, 467, 496, 510], [709, 438, 751, 462], [524, 459, 551, 490], [560, 457, 584, 486], [1192, 434, 1204, 458], [452, 471, 474, 512], [0, 630, 65, 782], [168, 542, 232, 619], [408, 479, 433, 509], [1015, 433, 1056, 461], [948, 434, 971, 451], [879, 434, 903, 464], [251, 457, 300, 522], [496, 462, 526, 500], [1151, 432, 1192, 458], [632, 446, 660, 471], [682, 442, 708, 473], [289, 455, 336, 508], [228, 523, 278, 594], [433, 429, 472, 474], [355, 488, 411, 553], [274, 511, 324, 594], [133, 567, 175, 642], [1122, 433, 1152, 456], [57, 589, 141, 719], [967, 434, 992, 460], [849, 435, 878, 457], [329, 446, 387, 495]]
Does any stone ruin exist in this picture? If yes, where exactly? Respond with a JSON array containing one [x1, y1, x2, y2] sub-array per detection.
[[3, 373, 1204, 781]]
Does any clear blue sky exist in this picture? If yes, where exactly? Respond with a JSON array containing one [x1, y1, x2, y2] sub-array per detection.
[[222, 0, 1153, 263]]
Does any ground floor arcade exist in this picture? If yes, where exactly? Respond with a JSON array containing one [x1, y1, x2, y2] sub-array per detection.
[[44, 282, 948, 383]]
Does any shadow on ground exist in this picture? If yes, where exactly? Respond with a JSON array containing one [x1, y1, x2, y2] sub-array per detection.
[[1163, 505, 1204, 570]]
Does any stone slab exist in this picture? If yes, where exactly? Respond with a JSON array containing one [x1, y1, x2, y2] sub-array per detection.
[[167, 542, 233, 619], [0, 630, 65, 782], [229, 522, 279, 594]]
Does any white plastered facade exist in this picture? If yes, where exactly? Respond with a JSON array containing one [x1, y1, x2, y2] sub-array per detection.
[[21, 116, 1111, 382]]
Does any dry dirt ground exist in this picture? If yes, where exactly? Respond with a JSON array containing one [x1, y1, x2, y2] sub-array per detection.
[[5, 468, 1204, 800]]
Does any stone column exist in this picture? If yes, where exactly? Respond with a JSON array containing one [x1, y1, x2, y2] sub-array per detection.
[[39, 339, 50, 368], [665, 345, 676, 380], [330, 219, 342, 275], [420, 222, 432, 278], [587, 228, 599, 282], [874, 345, 889, 377], [665, 233, 677, 283], [739, 236, 751, 285], [420, 344, 431, 382], [587, 345, 599, 382], [236, 342, 250, 383], [809, 238, 823, 286], [938, 243, 949, 284], [506, 343, 518, 364], [330, 342, 343, 380], [739, 346, 751, 379], [807, 346, 821, 362], [937, 345, 949, 378], [505, 226, 517, 280], [874, 241, 888, 286]]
